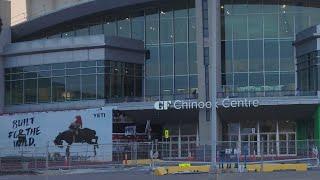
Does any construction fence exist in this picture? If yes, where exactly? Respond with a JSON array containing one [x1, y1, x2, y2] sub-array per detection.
[[0, 140, 319, 172]]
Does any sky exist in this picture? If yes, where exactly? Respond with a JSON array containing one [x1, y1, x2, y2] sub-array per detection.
[[10, 0, 27, 25]]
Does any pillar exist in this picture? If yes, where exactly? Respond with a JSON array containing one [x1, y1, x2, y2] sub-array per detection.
[[296, 120, 307, 140]]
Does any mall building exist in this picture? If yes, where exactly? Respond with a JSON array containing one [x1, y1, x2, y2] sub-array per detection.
[[1, 0, 320, 158]]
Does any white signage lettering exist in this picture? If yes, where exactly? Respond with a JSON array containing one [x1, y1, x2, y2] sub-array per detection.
[[155, 99, 260, 110]]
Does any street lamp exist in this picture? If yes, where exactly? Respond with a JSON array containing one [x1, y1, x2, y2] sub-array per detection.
[[209, 0, 220, 179]]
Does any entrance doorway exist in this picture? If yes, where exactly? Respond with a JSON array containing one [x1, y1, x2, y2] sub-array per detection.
[[226, 120, 297, 156], [159, 135, 197, 159]]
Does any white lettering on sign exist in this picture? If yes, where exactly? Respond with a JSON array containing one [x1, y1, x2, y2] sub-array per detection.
[[155, 99, 260, 110]]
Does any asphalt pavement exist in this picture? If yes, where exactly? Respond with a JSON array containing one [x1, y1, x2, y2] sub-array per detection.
[[0, 170, 320, 180]]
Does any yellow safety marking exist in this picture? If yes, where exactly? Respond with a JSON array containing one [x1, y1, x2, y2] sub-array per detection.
[[247, 163, 307, 172], [179, 163, 191, 168]]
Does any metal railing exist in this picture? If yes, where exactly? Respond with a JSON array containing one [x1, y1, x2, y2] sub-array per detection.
[[105, 93, 199, 103], [218, 90, 319, 98], [0, 139, 319, 172]]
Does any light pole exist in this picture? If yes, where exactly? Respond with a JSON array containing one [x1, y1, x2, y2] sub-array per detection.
[[208, 0, 220, 178]]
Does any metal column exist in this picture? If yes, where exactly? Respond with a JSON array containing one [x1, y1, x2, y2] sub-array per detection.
[[208, 0, 221, 173]]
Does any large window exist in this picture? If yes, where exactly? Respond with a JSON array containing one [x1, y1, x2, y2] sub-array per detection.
[[82, 75, 97, 100], [220, 1, 320, 94], [118, 17, 131, 38], [12, 0, 197, 101], [146, 9, 159, 45], [66, 76, 81, 101], [52, 77, 65, 102], [38, 78, 51, 103], [160, 8, 174, 43], [160, 45, 173, 76], [132, 14, 145, 41], [4, 60, 144, 105], [24, 79, 37, 103], [175, 43, 188, 75]]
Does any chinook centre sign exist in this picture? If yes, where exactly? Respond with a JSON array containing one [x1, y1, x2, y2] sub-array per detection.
[[154, 98, 260, 110]]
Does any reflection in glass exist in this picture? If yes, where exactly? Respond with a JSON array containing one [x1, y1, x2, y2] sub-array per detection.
[[5, 82, 11, 105], [104, 17, 117, 36], [132, 15, 145, 41], [264, 40, 279, 71], [97, 74, 105, 99], [280, 40, 294, 71], [160, 8, 173, 43], [175, 75, 188, 97], [146, 46, 159, 76], [222, 41, 233, 73], [265, 72, 280, 91], [146, 10, 159, 44], [249, 40, 263, 72], [249, 73, 264, 91], [174, 18, 188, 42], [189, 75, 198, 98], [188, 43, 197, 74], [189, 16, 196, 42], [233, 15, 248, 39], [11, 80, 23, 104], [279, 13, 294, 38], [24, 79, 37, 103], [89, 24, 103, 35], [175, 43, 188, 75], [234, 73, 248, 92], [118, 17, 131, 38], [38, 78, 51, 103], [52, 77, 65, 102], [264, 14, 279, 38], [234, 40, 248, 72], [66, 76, 81, 101], [248, 15, 263, 39], [280, 72, 295, 91], [82, 75, 97, 99], [146, 77, 159, 97], [160, 45, 173, 76], [161, 76, 173, 99]]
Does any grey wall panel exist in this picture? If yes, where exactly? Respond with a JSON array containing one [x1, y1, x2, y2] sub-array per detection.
[[3, 35, 145, 68], [73, 50, 89, 61], [43, 52, 58, 63], [57, 51, 73, 62], [89, 48, 104, 60], [29, 53, 44, 65]]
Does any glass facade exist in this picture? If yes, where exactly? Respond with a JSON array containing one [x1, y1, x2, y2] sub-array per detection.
[[18, 0, 197, 101], [297, 51, 320, 92], [221, 1, 320, 95], [4, 61, 143, 105]]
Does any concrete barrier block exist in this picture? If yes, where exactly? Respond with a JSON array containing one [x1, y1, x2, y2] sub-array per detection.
[[154, 167, 168, 176]]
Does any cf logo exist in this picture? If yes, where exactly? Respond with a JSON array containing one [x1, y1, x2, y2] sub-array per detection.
[[154, 101, 172, 110]]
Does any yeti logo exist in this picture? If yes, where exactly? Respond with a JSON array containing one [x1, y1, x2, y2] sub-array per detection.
[[154, 101, 172, 110]]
